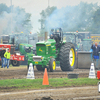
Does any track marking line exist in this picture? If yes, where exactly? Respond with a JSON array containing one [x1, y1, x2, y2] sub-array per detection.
[[0, 86, 98, 96], [73, 96, 100, 100]]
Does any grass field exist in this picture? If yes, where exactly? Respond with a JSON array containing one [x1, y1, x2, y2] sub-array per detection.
[[0, 78, 99, 91]]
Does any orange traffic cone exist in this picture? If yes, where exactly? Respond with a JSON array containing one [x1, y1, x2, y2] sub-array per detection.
[[42, 68, 49, 85]]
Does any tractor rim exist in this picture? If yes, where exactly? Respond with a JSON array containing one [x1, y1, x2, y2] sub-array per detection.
[[69, 48, 75, 67], [53, 61, 56, 70], [13, 60, 17, 65]]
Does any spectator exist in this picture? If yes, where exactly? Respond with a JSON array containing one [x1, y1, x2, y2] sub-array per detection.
[[4, 48, 11, 69], [91, 42, 100, 69], [0, 46, 6, 68]]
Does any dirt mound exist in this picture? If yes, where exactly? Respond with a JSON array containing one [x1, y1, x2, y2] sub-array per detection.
[[31, 97, 53, 100], [41, 97, 53, 100]]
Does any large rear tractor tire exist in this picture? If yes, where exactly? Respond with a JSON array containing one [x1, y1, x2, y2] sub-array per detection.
[[11, 60, 20, 66], [49, 58, 56, 72], [59, 43, 76, 71]]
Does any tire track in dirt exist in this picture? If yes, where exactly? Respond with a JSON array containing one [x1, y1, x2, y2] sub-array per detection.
[[0, 67, 95, 80]]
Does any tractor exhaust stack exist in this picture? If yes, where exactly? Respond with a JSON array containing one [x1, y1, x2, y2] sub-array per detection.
[[45, 32, 48, 41]]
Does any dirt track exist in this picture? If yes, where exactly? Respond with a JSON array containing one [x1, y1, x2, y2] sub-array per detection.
[[0, 66, 100, 100], [0, 66, 92, 80], [0, 86, 100, 100]]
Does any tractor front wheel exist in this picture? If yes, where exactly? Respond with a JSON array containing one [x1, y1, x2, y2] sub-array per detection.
[[36, 65, 44, 71], [49, 58, 56, 72], [11, 60, 20, 66]]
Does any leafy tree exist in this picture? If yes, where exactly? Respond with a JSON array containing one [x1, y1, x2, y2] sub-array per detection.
[[12, 6, 32, 33], [0, 3, 10, 14], [39, 2, 99, 34], [39, 6, 57, 35], [0, 3, 32, 35], [91, 7, 100, 34]]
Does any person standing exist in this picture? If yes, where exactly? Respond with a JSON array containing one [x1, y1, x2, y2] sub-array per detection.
[[91, 42, 100, 69], [4, 48, 11, 69], [0, 46, 6, 68]]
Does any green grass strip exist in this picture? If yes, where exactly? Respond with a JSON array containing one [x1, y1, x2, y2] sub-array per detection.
[[0, 78, 99, 91]]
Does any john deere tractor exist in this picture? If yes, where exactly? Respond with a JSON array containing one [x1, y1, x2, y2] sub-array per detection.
[[27, 28, 76, 71]]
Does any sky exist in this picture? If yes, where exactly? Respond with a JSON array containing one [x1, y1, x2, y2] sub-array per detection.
[[0, 0, 100, 33]]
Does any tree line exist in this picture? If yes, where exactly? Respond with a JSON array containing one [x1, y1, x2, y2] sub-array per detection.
[[39, 2, 100, 34], [0, 3, 32, 35]]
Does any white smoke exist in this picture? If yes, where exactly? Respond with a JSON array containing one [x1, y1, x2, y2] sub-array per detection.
[[0, 11, 11, 35], [0, 5, 32, 35], [45, 2, 99, 33]]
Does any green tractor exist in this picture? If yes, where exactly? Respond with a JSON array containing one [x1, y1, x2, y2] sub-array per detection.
[[19, 43, 34, 59], [27, 28, 76, 71]]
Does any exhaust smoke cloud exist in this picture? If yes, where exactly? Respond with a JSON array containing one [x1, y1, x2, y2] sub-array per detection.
[[44, 2, 99, 32], [0, 4, 32, 35]]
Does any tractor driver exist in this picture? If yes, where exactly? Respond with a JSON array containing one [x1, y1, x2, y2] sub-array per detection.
[[50, 29, 54, 39], [50, 29, 61, 48]]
